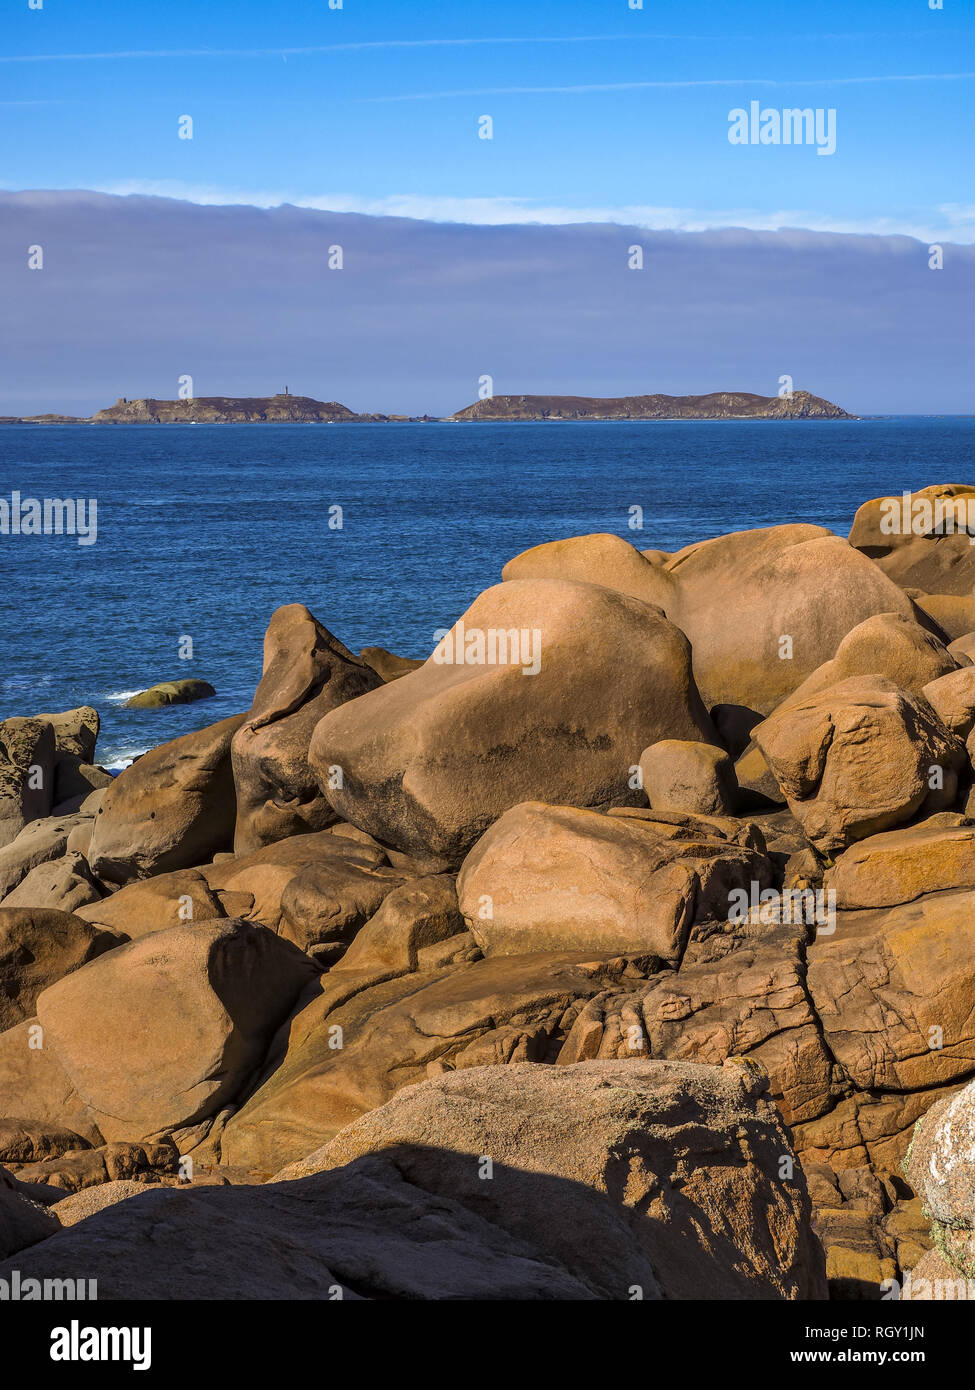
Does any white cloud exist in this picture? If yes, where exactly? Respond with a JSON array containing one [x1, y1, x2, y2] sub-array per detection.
[[73, 180, 975, 245]]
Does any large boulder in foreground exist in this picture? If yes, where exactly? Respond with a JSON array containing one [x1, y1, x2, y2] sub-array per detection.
[[753, 676, 963, 853], [35, 919, 320, 1140], [232, 605, 381, 855], [0, 1161, 599, 1299], [504, 527, 916, 714], [0, 1055, 827, 1299], [87, 712, 245, 883], [310, 578, 715, 868], [282, 1060, 827, 1301], [456, 801, 771, 964]]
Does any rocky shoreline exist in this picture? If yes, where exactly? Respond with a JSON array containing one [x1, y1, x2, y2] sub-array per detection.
[[4, 483, 975, 1300]]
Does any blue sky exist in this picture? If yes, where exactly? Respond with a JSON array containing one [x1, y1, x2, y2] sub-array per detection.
[[2, 0, 973, 240]]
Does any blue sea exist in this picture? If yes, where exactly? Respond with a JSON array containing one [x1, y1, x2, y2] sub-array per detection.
[[1, 418, 972, 768]]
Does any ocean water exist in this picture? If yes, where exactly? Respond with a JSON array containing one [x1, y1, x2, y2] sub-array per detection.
[[1, 417, 972, 768]]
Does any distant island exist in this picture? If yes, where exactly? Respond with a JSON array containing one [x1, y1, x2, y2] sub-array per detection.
[[450, 390, 851, 421], [0, 388, 851, 424], [0, 394, 413, 425]]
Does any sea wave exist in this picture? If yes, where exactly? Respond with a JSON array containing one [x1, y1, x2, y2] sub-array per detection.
[[101, 690, 144, 704], [102, 747, 149, 771], [0, 675, 53, 693]]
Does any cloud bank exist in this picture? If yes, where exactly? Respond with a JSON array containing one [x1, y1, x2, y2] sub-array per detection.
[[0, 190, 971, 415]]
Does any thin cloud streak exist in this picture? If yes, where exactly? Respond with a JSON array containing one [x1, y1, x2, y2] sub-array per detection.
[[361, 72, 975, 102], [0, 33, 959, 63], [0, 36, 771, 63]]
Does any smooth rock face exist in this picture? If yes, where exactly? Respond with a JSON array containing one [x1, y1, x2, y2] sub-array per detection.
[[779, 612, 959, 708], [359, 647, 424, 683], [754, 676, 964, 853], [1, 851, 104, 913], [660, 530, 919, 714], [0, 718, 55, 848], [913, 593, 975, 642], [289, 1060, 827, 1301], [0, 814, 90, 900], [87, 712, 245, 882], [73, 866, 230, 939], [922, 667, 975, 739], [231, 605, 381, 855], [0, 908, 118, 1030], [505, 527, 916, 714], [639, 738, 737, 815], [278, 856, 404, 960], [336, 875, 465, 976], [310, 578, 715, 867], [502, 532, 673, 608], [734, 740, 788, 807], [827, 822, 975, 907], [456, 801, 771, 964], [0, 1015, 104, 1143], [36, 919, 320, 1140]]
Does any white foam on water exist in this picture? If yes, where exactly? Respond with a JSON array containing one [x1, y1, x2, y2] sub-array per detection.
[[103, 747, 150, 771], [101, 690, 145, 704]]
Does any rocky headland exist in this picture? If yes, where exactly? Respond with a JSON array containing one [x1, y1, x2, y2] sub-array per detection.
[[5, 483, 975, 1300]]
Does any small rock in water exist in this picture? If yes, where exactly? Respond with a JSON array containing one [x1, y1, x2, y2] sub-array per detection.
[[125, 679, 216, 709]]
